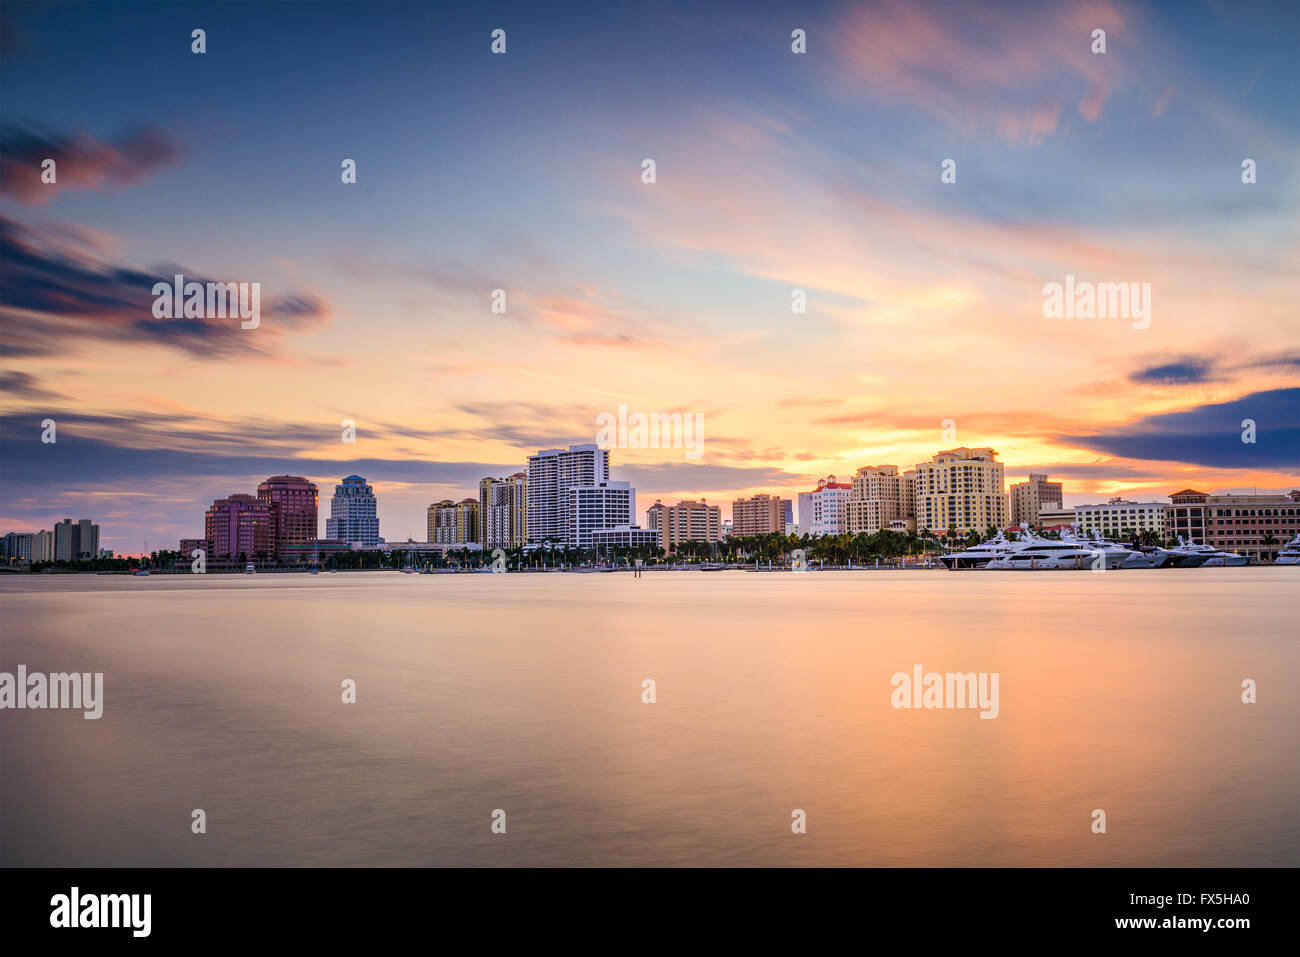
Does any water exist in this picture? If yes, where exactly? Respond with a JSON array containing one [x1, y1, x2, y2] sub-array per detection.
[[2, 569, 1296, 866]]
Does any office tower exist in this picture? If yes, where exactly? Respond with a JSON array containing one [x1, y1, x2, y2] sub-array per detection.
[[325, 475, 381, 546], [257, 475, 319, 548], [204, 494, 274, 559]]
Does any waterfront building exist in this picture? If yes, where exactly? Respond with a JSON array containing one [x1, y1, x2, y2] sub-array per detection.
[[2, 531, 34, 564], [428, 498, 479, 544], [205, 494, 274, 559], [1009, 473, 1064, 527], [847, 465, 904, 534], [479, 473, 527, 548], [798, 475, 851, 536], [647, 499, 721, 553], [325, 475, 381, 547], [731, 493, 791, 537], [1074, 498, 1165, 538], [1169, 488, 1300, 561], [526, 444, 610, 543], [257, 475, 319, 547], [53, 518, 99, 561], [914, 447, 1008, 534], [568, 482, 635, 547], [1035, 505, 1076, 528], [590, 525, 661, 549]]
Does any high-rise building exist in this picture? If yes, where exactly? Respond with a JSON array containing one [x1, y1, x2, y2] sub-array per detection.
[[31, 529, 53, 562], [647, 499, 721, 553], [568, 482, 635, 547], [479, 473, 527, 548], [257, 475, 319, 548], [325, 474, 381, 546], [914, 447, 1007, 534], [1009, 473, 1063, 527], [798, 475, 851, 535], [526, 444, 610, 542], [52, 518, 99, 561], [1168, 488, 1300, 561], [2, 531, 34, 564], [847, 466, 904, 535], [428, 498, 479, 544], [731, 493, 791, 537], [205, 494, 274, 559]]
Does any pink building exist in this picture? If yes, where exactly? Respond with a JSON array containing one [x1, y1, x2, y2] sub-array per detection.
[[257, 475, 319, 548], [204, 493, 274, 559]]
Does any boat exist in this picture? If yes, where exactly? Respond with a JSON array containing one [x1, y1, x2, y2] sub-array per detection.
[[940, 531, 1022, 569], [1273, 533, 1300, 565], [1175, 537, 1248, 567], [986, 536, 1110, 570], [1149, 544, 1208, 568], [132, 569, 150, 576], [1060, 529, 1137, 569]]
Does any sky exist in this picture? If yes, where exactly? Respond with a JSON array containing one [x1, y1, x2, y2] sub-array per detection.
[[1, 0, 1297, 554]]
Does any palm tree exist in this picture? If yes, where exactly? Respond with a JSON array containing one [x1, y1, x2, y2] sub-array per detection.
[[1262, 531, 1278, 560]]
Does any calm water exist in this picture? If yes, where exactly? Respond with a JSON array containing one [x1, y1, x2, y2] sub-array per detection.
[[1, 569, 1296, 867]]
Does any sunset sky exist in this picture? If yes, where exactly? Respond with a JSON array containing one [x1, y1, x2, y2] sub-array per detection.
[[1, 0, 1297, 554]]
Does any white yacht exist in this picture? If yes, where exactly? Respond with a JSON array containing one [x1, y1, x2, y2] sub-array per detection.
[[940, 531, 1021, 569], [986, 537, 1109, 570], [1176, 537, 1248, 567], [1059, 529, 1136, 569], [1275, 533, 1300, 565]]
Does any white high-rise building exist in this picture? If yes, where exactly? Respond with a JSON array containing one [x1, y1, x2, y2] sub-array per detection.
[[568, 482, 636, 547], [325, 475, 382, 546], [798, 475, 851, 535], [526, 444, 611, 543]]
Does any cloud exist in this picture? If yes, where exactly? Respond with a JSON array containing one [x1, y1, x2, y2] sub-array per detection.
[[0, 124, 183, 204], [0, 215, 329, 358], [829, 0, 1130, 143], [1128, 358, 1215, 386], [1059, 388, 1300, 470], [0, 369, 62, 401]]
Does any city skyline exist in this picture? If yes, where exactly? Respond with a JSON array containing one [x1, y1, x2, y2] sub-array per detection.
[[2, 0, 1298, 555]]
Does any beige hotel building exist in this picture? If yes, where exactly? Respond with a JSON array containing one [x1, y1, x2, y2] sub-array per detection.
[[1009, 473, 1063, 527], [646, 499, 721, 553], [914, 447, 1008, 534], [731, 493, 791, 537], [847, 465, 918, 534]]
